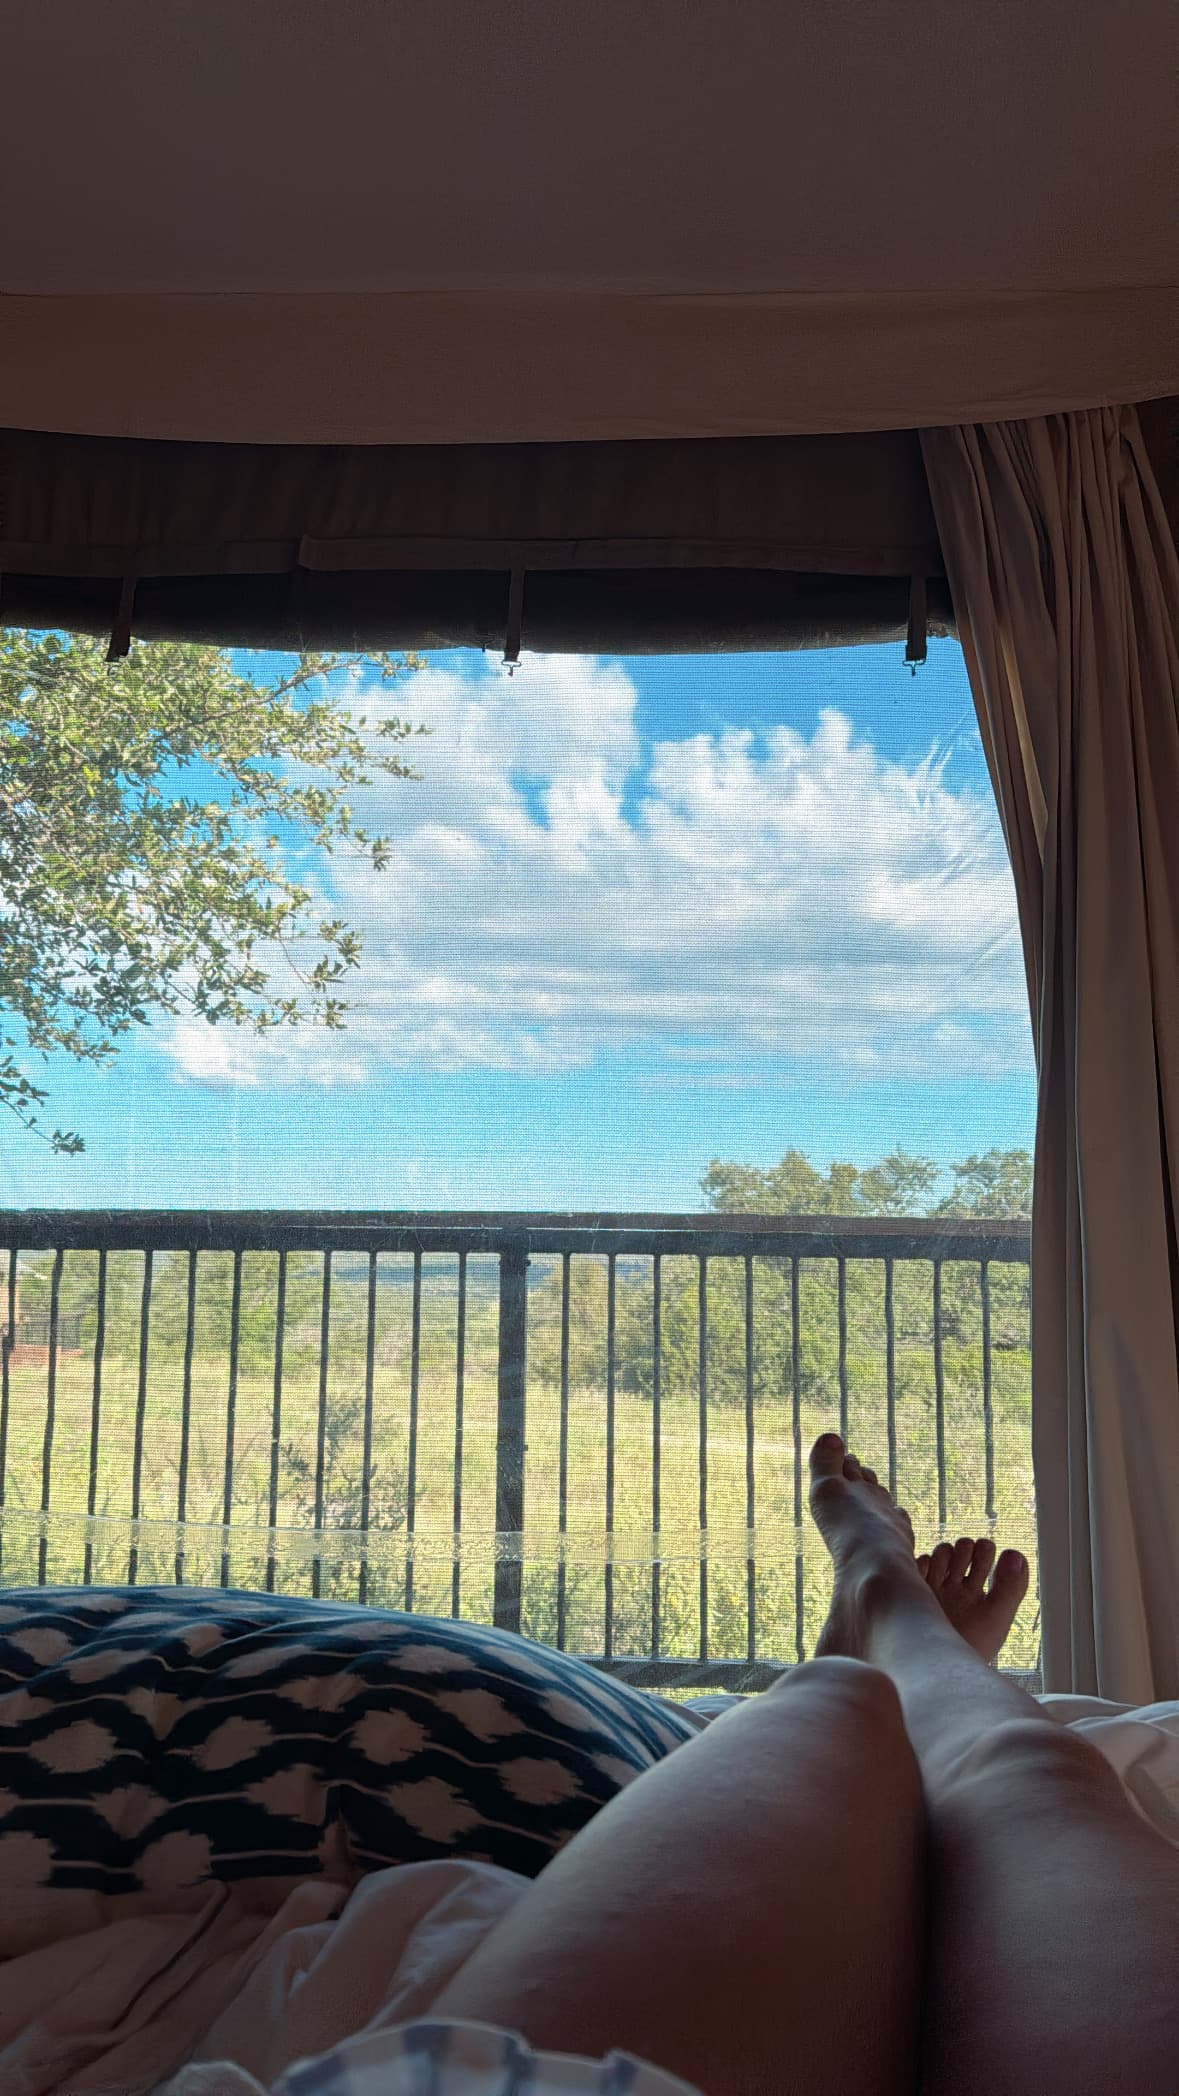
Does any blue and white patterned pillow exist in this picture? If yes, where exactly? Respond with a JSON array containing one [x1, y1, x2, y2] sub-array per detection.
[[0, 1586, 695, 1898]]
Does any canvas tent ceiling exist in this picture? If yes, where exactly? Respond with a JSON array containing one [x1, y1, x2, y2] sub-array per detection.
[[2, 0, 1175, 447], [1, 1, 1174, 652]]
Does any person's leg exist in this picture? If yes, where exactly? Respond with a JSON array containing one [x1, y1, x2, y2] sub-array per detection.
[[809, 1432, 1179, 2096], [433, 1654, 924, 2096]]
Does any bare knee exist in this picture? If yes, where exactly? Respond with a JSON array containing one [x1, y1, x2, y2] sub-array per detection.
[[769, 1655, 906, 1735], [937, 1713, 1127, 1817]]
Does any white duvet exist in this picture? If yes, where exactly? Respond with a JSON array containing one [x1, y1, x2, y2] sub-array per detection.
[[0, 1694, 1174, 2096]]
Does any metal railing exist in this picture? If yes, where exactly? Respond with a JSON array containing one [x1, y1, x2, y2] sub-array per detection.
[[0, 1212, 1035, 1689]]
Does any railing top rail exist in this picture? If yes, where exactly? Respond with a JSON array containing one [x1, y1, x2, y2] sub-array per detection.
[[0, 1210, 1032, 1262]]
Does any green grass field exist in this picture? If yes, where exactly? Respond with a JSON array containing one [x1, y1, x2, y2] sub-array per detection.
[[0, 1253, 1040, 1672]]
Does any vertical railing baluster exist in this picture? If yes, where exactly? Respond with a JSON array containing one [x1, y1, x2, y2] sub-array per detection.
[[38, 1248, 63, 1586], [604, 1254, 616, 1658], [744, 1254, 756, 1663], [175, 1249, 198, 1586], [220, 1248, 242, 1589], [265, 1251, 286, 1594], [84, 1249, 107, 1586], [651, 1253, 662, 1659], [792, 1256, 804, 1660], [556, 1251, 570, 1649], [933, 1259, 946, 1529], [493, 1248, 528, 1633], [697, 1254, 708, 1663], [358, 1250, 377, 1604], [451, 1252, 467, 1620], [885, 1257, 898, 1500], [883, 1253, 898, 1508], [128, 1251, 153, 1585], [404, 1249, 422, 1613], [837, 1255, 849, 1446], [0, 1248, 14, 1580], [981, 1259, 995, 1522], [312, 1251, 332, 1599]]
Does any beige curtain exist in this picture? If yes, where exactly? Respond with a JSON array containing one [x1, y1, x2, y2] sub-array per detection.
[[921, 408, 1179, 1701]]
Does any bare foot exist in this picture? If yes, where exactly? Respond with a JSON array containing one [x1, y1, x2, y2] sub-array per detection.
[[916, 1535, 1030, 1665], [809, 1433, 1028, 1666], [809, 1433, 931, 1660]]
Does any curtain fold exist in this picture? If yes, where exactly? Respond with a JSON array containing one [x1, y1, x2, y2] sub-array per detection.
[[921, 408, 1179, 1701]]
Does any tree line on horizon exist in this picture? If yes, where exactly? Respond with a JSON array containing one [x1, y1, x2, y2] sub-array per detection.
[[700, 1143, 1032, 1221], [528, 1143, 1033, 1407]]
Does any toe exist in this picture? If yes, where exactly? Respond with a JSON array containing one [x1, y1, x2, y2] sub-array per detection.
[[809, 1433, 847, 1482], [861, 1465, 878, 1485], [949, 1537, 975, 1582], [964, 1538, 997, 1588], [916, 1553, 931, 1578], [842, 1452, 863, 1480], [927, 1541, 953, 1587], [992, 1548, 1030, 1602]]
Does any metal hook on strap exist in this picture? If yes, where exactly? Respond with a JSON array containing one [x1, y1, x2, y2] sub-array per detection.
[[905, 573, 928, 675]]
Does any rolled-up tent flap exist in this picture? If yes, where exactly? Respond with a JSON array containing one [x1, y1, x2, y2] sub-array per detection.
[[3, 408, 1173, 656], [2, 565, 954, 658], [0, 425, 953, 654]]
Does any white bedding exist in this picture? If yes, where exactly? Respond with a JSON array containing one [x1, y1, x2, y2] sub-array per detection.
[[1, 1693, 1175, 2096]]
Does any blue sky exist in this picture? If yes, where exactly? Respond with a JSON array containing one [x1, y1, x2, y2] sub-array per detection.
[[1, 638, 1035, 1210]]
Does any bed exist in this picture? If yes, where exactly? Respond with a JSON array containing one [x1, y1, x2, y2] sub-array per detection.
[[1, 1587, 1176, 2094]]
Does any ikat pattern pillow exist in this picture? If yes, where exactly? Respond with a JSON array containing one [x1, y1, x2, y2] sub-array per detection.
[[0, 1586, 694, 1897]]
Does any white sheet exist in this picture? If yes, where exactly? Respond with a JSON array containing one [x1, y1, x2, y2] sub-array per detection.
[[1036, 1694, 1179, 1842]]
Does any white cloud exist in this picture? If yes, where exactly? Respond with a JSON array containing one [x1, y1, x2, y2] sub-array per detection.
[[165, 653, 1029, 1091]]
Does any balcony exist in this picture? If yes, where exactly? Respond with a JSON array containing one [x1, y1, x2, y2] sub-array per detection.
[[0, 1210, 1037, 1689]]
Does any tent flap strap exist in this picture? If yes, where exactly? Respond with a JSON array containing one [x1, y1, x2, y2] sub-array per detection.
[[108, 573, 138, 662], [504, 564, 526, 666], [905, 571, 928, 667]]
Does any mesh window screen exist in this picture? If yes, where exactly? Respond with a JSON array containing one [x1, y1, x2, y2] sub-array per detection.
[[0, 637, 1038, 1677]]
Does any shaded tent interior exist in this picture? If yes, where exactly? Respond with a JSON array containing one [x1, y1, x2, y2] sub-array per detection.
[[4, 2, 1175, 451], [3, 1, 1175, 656]]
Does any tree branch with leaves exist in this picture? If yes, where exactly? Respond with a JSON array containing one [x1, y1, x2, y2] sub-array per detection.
[[0, 632, 424, 1152]]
